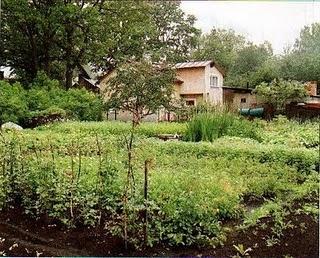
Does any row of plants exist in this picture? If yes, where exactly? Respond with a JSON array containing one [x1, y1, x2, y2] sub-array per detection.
[[0, 72, 104, 127], [36, 114, 319, 149], [0, 125, 318, 248]]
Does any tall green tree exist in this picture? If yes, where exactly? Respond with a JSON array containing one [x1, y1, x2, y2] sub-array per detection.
[[192, 28, 246, 72], [279, 23, 320, 84], [1, 0, 199, 88], [147, 0, 201, 63], [1, 0, 104, 88], [225, 41, 275, 87]]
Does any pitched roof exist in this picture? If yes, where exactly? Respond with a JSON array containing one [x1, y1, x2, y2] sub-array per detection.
[[174, 60, 213, 69], [174, 60, 225, 76]]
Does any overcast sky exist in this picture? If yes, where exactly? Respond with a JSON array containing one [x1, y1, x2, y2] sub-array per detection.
[[181, 1, 320, 54]]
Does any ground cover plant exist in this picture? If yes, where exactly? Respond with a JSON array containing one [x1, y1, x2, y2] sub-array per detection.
[[0, 118, 318, 256]]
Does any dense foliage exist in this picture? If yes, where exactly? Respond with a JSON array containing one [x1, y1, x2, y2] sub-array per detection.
[[0, 119, 318, 248], [0, 74, 103, 126], [0, 0, 199, 87], [254, 79, 308, 110], [192, 22, 320, 88], [279, 23, 320, 83], [185, 111, 261, 142]]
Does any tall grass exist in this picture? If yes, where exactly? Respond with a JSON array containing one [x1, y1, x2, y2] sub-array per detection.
[[185, 108, 261, 142]]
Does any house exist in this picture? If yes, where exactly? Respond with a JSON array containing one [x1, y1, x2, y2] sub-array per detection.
[[79, 60, 258, 121], [174, 60, 224, 106], [174, 60, 257, 109]]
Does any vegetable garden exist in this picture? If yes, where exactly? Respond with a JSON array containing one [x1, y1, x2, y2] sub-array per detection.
[[0, 116, 319, 257]]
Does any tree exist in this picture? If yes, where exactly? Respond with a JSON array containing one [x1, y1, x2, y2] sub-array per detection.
[[104, 60, 175, 126], [1, 0, 104, 88], [225, 41, 275, 87], [93, 1, 154, 72], [1, 1, 199, 88], [192, 28, 246, 72], [254, 79, 308, 110], [279, 23, 320, 83], [148, 1, 201, 63]]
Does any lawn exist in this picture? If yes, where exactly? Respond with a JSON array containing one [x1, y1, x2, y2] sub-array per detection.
[[0, 117, 318, 256]]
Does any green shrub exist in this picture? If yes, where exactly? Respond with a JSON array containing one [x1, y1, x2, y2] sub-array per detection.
[[0, 81, 28, 124], [27, 72, 104, 121], [1, 73, 104, 126], [25, 107, 67, 128], [58, 88, 104, 121]]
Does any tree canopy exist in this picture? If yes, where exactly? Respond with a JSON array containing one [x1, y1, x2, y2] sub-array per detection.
[[279, 23, 320, 83], [254, 79, 308, 110], [1, 0, 318, 91], [1, 0, 199, 88], [192, 28, 246, 72]]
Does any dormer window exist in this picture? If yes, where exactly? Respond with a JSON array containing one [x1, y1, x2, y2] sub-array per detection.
[[210, 75, 218, 88]]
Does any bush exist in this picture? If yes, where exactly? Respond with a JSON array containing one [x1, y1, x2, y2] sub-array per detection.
[[254, 79, 308, 110], [0, 72, 104, 127], [27, 72, 104, 121], [0, 81, 28, 125], [185, 111, 261, 142], [25, 107, 67, 128], [58, 88, 104, 121]]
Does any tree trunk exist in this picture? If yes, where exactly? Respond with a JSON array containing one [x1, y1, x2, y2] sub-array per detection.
[[65, 23, 74, 90], [132, 111, 141, 127], [65, 63, 73, 90]]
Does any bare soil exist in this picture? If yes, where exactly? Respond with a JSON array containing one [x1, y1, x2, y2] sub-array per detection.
[[0, 205, 318, 257]]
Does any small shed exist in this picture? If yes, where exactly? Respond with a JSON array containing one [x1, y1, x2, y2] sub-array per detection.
[[222, 87, 258, 108]]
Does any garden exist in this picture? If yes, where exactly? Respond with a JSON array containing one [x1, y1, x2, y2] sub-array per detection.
[[0, 112, 318, 257]]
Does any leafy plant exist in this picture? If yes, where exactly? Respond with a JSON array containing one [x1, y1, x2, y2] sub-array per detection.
[[233, 244, 252, 257]]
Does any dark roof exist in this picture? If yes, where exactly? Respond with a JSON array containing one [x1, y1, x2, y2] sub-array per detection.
[[222, 86, 253, 93]]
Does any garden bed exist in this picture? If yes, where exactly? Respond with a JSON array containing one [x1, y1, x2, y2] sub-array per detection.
[[0, 204, 318, 257], [0, 119, 318, 256]]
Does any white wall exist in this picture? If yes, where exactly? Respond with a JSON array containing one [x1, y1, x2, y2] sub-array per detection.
[[205, 65, 224, 104]]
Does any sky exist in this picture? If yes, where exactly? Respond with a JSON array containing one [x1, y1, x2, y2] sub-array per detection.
[[181, 1, 320, 54]]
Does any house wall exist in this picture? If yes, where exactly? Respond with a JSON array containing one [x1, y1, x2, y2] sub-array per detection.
[[176, 67, 206, 95], [306, 96, 320, 104], [223, 89, 257, 109], [205, 65, 224, 104], [175, 65, 224, 106], [98, 71, 116, 97], [180, 94, 204, 106]]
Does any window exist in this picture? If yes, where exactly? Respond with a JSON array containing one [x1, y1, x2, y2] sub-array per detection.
[[186, 100, 195, 106], [210, 75, 218, 88], [241, 98, 246, 103]]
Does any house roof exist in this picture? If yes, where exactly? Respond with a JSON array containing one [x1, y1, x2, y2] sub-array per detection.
[[174, 60, 213, 69], [174, 60, 225, 76], [222, 86, 253, 93]]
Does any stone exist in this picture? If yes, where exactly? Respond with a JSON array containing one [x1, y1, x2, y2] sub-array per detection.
[[1, 122, 23, 131]]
